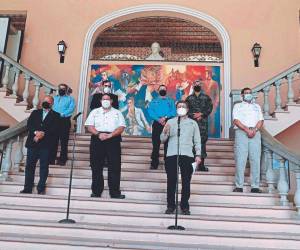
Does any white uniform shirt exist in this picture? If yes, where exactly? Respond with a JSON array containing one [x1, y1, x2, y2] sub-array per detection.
[[232, 101, 264, 129], [85, 107, 126, 132]]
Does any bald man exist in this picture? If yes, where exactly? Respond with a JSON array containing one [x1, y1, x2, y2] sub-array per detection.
[[20, 96, 60, 195]]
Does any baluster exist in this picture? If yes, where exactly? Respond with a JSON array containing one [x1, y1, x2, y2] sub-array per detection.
[[0, 62, 11, 92], [32, 80, 41, 110], [11, 68, 20, 98], [274, 79, 284, 112], [21, 74, 31, 106], [262, 86, 271, 118], [260, 146, 268, 181], [265, 148, 276, 193], [13, 135, 25, 171], [286, 73, 295, 105], [44, 86, 52, 95], [294, 170, 300, 216], [277, 156, 289, 206], [0, 140, 13, 180]]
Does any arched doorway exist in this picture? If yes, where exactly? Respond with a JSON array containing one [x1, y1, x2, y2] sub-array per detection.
[[77, 4, 231, 138]]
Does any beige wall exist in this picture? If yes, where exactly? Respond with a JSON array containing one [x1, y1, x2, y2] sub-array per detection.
[[275, 121, 300, 155], [0, 0, 300, 105]]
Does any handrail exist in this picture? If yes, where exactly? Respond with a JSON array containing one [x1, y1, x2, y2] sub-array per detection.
[[0, 119, 28, 144], [261, 128, 300, 168], [0, 52, 57, 91]]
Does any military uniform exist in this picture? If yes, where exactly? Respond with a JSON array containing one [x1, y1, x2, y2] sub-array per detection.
[[186, 93, 213, 159]]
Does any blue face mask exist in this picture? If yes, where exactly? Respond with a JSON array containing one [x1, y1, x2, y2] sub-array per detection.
[[244, 93, 253, 102]]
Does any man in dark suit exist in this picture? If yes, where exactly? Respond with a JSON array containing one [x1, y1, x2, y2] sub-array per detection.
[[20, 95, 60, 195], [90, 80, 119, 110]]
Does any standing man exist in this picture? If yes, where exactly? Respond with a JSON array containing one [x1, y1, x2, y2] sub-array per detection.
[[232, 87, 264, 193], [20, 96, 60, 194], [90, 80, 119, 111], [85, 94, 126, 199], [161, 101, 201, 215], [50, 83, 76, 166], [148, 84, 176, 170], [186, 80, 213, 171]]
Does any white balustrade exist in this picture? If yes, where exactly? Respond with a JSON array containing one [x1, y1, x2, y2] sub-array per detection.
[[274, 79, 284, 112], [11, 68, 20, 98], [0, 62, 11, 92], [277, 156, 289, 206], [13, 135, 25, 171], [265, 149, 276, 193], [32, 80, 41, 110], [262, 86, 271, 118], [0, 139, 13, 180], [22, 74, 31, 106], [286, 73, 295, 105], [294, 171, 300, 216]]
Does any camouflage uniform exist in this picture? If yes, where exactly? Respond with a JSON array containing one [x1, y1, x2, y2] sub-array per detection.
[[186, 93, 213, 159]]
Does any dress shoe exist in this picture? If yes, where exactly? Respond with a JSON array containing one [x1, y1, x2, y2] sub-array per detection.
[[20, 189, 32, 194], [165, 207, 175, 214], [37, 190, 46, 195], [251, 188, 262, 193], [110, 194, 125, 199], [57, 159, 66, 166], [181, 208, 191, 215], [90, 193, 101, 198], [233, 187, 243, 192]]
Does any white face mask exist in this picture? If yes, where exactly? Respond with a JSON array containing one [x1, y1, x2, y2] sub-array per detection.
[[103, 87, 111, 94], [101, 100, 111, 109], [177, 107, 187, 117]]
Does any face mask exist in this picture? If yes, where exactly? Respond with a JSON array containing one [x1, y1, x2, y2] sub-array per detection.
[[58, 89, 66, 96], [42, 101, 51, 109], [159, 89, 167, 96], [177, 107, 187, 116], [101, 100, 111, 109], [193, 85, 201, 92], [103, 87, 111, 94], [244, 93, 253, 102]]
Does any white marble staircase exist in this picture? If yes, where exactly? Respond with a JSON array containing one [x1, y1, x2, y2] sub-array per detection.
[[0, 135, 300, 249]]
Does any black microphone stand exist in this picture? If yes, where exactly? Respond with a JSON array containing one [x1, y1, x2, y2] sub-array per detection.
[[168, 116, 185, 230], [59, 113, 82, 224]]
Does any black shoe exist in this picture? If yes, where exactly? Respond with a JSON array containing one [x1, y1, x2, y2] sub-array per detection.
[[90, 193, 101, 198], [198, 166, 209, 172], [251, 188, 262, 193], [20, 189, 32, 194], [38, 190, 46, 195], [150, 165, 158, 170], [110, 194, 125, 199], [165, 207, 175, 214], [57, 159, 66, 166], [181, 208, 191, 215], [233, 187, 243, 192]]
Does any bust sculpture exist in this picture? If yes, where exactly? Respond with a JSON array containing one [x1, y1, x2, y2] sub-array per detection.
[[146, 42, 164, 61]]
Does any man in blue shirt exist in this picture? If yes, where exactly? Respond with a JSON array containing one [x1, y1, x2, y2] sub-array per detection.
[[50, 83, 76, 166], [148, 85, 176, 170]]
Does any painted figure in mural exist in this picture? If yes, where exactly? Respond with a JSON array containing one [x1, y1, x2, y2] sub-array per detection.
[[186, 80, 213, 171], [148, 85, 176, 170], [125, 97, 151, 136], [232, 87, 264, 193], [90, 80, 119, 111], [202, 68, 220, 135], [91, 71, 110, 95], [146, 42, 164, 61], [161, 100, 202, 215]]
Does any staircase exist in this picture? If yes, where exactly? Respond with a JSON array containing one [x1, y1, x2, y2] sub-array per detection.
[[0, 135, 300, 249]]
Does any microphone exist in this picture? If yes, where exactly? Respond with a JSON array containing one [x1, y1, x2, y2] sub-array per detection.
[[73, 112, 82, 121]]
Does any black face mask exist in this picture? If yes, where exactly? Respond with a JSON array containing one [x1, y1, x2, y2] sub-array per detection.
[[193, 85, 201, 92], [59, 89, 66, 96], [159, 89, 167, 96], [42, 101, 51, 109]]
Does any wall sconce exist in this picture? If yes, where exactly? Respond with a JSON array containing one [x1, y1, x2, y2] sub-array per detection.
[[57, 40, 67, 63], [251, 43, 262, 67]]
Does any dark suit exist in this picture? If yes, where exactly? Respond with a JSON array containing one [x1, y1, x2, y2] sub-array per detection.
[[23, 109, 60, 192], [90, 93, 119, 110]]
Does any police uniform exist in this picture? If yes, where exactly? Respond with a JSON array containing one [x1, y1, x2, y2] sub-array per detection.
[[84, 107, 126, 197], [232, 101, 264, 189], [186, 93, 213, 159]]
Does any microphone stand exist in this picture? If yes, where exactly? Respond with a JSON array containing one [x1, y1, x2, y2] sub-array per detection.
[[59, 113, 82, 224], [168, 116, 185, 230]]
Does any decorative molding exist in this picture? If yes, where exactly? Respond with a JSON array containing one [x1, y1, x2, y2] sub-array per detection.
[[182, 55, 222, 62], [101, 54, 142, 60], [77, 4, 231, 138]]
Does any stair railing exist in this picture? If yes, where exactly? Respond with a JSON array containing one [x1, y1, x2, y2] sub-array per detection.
[[0, 53, 57, 180]]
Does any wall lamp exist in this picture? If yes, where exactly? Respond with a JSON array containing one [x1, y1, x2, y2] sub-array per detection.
[[57, 40, 67, 63], [251, 43, 262, 67]]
